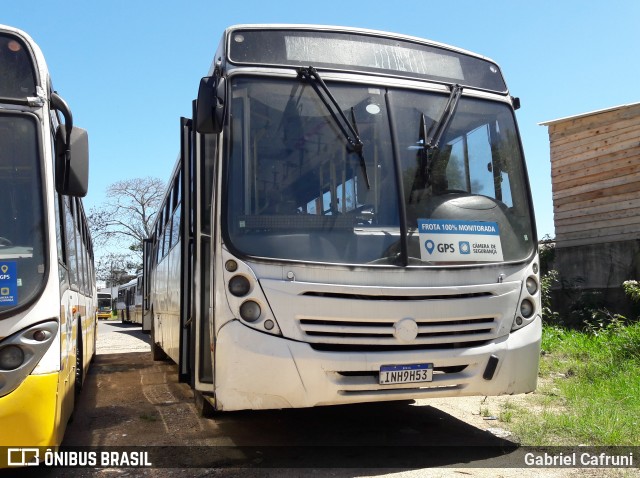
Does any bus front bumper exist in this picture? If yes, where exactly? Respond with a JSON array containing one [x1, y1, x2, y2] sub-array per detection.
[[0, 372, 60, 467], [214, 316, 541, 411]]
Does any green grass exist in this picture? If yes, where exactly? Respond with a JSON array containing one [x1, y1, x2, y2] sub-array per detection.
[[509, 322, 640, 446], [139, 412, 159, 422]]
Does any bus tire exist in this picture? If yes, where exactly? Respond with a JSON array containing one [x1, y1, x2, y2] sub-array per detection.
[[151, 312, 167, 361], [194, 390, 216, 417]]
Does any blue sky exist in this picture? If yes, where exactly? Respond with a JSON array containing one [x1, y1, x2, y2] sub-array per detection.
[[4, 0, 640, 241]]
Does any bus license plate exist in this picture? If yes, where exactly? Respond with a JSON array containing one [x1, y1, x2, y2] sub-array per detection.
[[379, 363, 433, 385]]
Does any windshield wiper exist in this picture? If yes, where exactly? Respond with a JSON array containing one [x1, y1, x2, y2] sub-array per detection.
[[417, 84, 463, 187], [297, 66, 370, 189], [424, 83, 463, 151]]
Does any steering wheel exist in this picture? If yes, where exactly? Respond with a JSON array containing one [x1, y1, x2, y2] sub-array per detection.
[[0, 237, 13, 247]]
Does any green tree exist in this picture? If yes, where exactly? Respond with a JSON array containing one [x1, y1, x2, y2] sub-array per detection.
[[94, 252, 138, 287]]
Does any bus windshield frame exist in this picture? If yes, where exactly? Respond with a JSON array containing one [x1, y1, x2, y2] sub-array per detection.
[[223, 74, 536, 267]]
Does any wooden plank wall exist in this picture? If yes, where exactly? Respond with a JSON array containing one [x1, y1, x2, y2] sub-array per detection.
[[549, 104, 640, 247]]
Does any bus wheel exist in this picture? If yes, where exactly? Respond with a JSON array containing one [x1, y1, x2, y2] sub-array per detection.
[[194, 390, 216, 417], [75, 329, 83, 396], [151, 312, 167, 361]]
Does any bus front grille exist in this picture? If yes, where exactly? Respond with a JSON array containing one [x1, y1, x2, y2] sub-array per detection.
[[298, 317, 496, 348], [259, 277, 520, 349]]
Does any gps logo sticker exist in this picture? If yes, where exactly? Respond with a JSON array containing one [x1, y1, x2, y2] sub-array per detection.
[[417, 219, 503, 262], [0, 261, 18, 306]]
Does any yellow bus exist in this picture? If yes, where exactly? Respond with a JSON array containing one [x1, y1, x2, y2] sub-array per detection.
[[0, 24, 94, 463], [97, 292, 112, 320]]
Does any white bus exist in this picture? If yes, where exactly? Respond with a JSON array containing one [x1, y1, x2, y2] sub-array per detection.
[[0, 24, 94, 455], [116, 279, 131, 321], [145, 25, 541, 414], [117, 274, 142, 324]]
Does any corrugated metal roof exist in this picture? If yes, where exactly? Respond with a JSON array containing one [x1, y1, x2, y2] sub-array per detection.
[[539, 101, 640, 126]]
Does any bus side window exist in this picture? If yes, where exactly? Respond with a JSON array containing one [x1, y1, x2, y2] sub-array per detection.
[[54, 193, 68, 275], [63, 197, 78, 290], [75, 198, 87, 294], [171, 204, 181, 249], [156, 219, 164, 264]]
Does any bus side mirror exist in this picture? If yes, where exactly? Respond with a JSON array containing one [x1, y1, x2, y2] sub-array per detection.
[[55, 124, 89, 197], [51, 91, 89, 197], [195, 75, 226, 134]]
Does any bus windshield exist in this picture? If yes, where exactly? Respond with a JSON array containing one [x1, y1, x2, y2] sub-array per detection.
[[0, 114, 46, 312], [98, 297, 111, 309], [225, 76, 535, 266]]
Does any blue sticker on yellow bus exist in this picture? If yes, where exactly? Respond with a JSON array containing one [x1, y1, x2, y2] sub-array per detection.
[[0, 261, 18, 306]]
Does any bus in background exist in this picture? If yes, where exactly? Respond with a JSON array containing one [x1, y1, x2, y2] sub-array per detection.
[[115, 280, 129, 321], [117, 273, 143, 324], [0, 24, 94, 459], [145, 25, 541, 414], [131, 272, 143, 324], [97, 291, 112, 320]]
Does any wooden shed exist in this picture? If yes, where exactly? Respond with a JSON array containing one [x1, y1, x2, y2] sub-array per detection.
[[540, 102, 640, 317]]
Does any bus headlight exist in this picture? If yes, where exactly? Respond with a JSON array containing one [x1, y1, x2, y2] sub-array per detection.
[[520, 299, 534, 319], [512, 259, 541, 332], [525, 276, 538, 295], [222, 251, 282, 337], [0, 345, 24, 370], [240, 300, 261, 322], [228, 275, 251, 297], [0, 320, 59, 398]]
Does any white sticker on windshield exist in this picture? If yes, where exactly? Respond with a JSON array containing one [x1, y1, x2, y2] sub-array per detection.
[[418, 219, 503, 262]]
